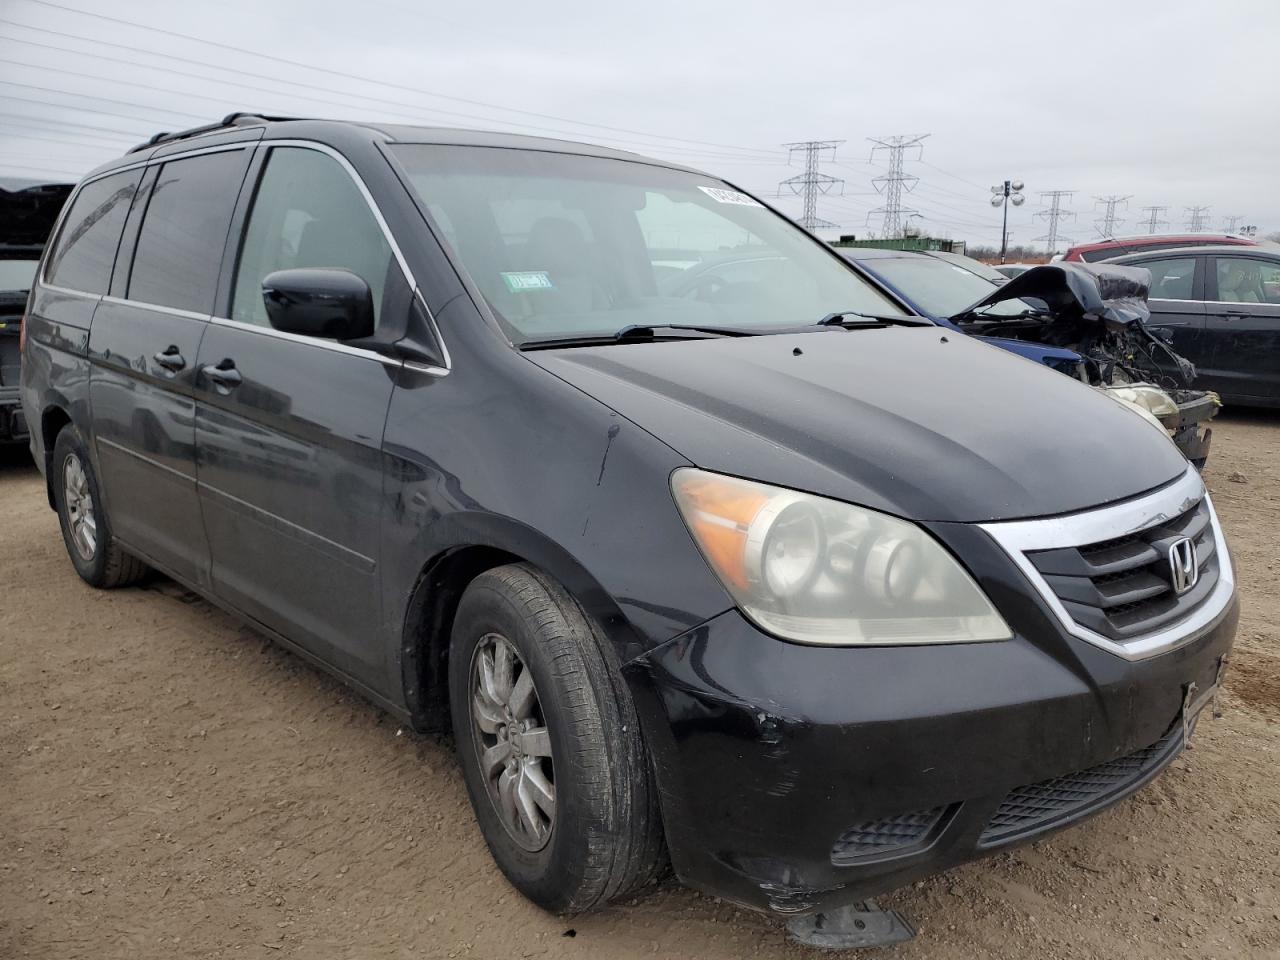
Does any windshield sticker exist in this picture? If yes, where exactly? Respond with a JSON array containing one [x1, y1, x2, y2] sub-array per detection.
[[502, 271, 555, 292], [697, 186, 763, 207]]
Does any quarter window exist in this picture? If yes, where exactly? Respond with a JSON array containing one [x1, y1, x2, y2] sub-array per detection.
[[128, 150, 247, 313], [44, 169, 140, 294], [1137, 257, 1196, 300], [1215, 257, 1280, 305], [231, 147, 393, 329]]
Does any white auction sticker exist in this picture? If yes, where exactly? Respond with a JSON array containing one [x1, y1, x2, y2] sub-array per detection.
[[697, 186, 763, 207]]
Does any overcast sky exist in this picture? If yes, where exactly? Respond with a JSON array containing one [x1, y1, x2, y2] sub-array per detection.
[[1, 0, 1275, 251]]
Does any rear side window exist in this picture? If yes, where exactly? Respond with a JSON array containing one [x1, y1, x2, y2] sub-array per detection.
[[127, 150, 247, 314], [1137, 257, 1196, 300], [1081, 246, 1126, 262], [231, 147, 392, 328], [44, 169, 140, 294]]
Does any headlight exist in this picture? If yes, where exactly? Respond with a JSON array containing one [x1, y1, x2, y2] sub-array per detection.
[[671, 468, 1012, 646], [1101, 383, 1178, 431]]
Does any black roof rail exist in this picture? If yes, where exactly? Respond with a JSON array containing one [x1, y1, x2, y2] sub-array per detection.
[[127, 112, 300, 154]]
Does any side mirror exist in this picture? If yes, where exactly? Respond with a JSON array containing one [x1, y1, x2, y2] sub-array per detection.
[[261, 268, 374, 341]]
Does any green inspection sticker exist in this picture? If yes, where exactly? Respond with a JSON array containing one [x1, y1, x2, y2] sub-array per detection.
[[501, 271, 555, 292]]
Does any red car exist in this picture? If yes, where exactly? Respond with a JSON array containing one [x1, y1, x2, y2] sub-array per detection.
[[1063, 234, 1257, 263]]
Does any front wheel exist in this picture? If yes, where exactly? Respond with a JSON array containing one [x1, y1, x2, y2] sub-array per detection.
[[448, 564, 665, 914], [52, 425, 148, 588]]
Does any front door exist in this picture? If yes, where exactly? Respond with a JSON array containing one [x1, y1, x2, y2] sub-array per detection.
[[89, 149, 250, 585], [194, 144, 401, 686], [1202, 255, 1280, 404]]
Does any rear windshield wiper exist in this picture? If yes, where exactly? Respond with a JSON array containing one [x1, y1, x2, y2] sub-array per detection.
[[519, 324, 759, 351], [816, 310, 931, 328]]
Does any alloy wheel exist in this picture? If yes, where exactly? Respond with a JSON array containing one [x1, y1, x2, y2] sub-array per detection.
[[62, 453, 97, 561], [469, 632, 556, 851]]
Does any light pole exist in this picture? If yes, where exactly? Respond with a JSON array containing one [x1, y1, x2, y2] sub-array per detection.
[[990, 179, 1025, 263]]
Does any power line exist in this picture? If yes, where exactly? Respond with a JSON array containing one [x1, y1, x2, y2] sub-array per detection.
[[1222, 214, 1246, 233], [867, 134, 928, 239], [1093, 194, 1131, 239], [1140, 205, 1169, 235], [778, 141, 844, 232], [1035, 191, 1076, 254], [1184, 206, 1211, 232], [12, 0, 788, 161], [0, 30, 795, 168]]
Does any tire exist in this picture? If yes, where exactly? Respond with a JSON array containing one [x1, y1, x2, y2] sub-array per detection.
[[52, 425, 148, 589], [448, 563, 666, 914]]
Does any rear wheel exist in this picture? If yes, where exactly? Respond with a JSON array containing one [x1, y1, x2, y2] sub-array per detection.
[[52, 425, 147, 588], [449, 563, 666, 913]]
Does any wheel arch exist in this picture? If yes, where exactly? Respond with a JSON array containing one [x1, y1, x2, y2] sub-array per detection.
[[399, 513, 644, 734], [39, 401, 74, 510]]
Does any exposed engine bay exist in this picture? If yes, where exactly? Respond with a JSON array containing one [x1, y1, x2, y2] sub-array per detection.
[[952, 261, 1218, 467]]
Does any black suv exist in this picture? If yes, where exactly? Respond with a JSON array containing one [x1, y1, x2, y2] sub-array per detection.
[[1, 178, 72, 443], [20, 114, 1238, 943]]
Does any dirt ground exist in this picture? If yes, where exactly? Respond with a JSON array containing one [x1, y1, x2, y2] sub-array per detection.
[[2, 412, 1278, 960]]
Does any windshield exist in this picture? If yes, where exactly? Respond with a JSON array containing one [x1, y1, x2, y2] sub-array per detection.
[[867, 257, 1035, 318], [0, 259, 40, 293], [391, 145, 901, 343]]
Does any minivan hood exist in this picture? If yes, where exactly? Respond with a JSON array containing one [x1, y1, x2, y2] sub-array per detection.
[[528, 327, 1189, 523]]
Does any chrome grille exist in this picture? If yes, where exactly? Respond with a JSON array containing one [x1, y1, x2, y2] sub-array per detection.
[[979, 470, 1235, 660], [1025, 498, 1218, 642]]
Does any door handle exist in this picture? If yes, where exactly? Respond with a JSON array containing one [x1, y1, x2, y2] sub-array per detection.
[[200, 359, 242, 392], [1223, 310, 1249, 319], [153, 345, 186, 372]]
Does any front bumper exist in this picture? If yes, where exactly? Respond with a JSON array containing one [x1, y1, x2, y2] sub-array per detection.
[[624, 535, 1238, 917], [1165, 391, 1220, 467]]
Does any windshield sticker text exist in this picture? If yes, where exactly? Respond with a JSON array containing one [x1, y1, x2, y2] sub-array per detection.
[[502, 271, 555, 292], [697, 186, 763, 207]]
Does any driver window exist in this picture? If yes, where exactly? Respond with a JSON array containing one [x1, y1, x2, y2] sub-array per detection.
[[232, 147, 393, 328], [1215, 257, 1280, 305]]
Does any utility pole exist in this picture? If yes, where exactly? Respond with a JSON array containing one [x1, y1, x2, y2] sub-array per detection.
[[778, 141, 844, 233], [1093, 194, 1131, 239], [867, 134, 928, 239], [1035, 191, 1075, 255], [1222, 214, 1246, 233], [1184, 206, 1211, 232], [989, 179, 1025, 263], [1140, 205, 1169, 235]]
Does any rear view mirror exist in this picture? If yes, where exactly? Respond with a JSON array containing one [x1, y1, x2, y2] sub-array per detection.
[[261, 268, 374, 341]]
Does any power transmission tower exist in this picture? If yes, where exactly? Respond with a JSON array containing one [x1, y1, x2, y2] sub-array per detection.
[[1093, 194, 1131, 239], [1140, 205, 1169, 234], [1184, 206, 1211, 232], [778, 141, 844, 233], [866, 134, 928, 238], [1035, 191, 1075, 254], [1222, 214, 1246, 233]]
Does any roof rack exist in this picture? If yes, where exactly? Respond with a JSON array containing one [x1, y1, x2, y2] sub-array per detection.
[[127, 112, 299, 154]]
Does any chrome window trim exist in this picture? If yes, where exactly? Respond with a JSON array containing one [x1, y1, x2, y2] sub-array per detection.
[[979, 468, 1236, 661], [34, 283, 101, 302], [100, 294, 208, 323]]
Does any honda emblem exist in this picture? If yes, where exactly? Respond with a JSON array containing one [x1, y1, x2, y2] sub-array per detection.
[[1168, 537, 1199, 594]]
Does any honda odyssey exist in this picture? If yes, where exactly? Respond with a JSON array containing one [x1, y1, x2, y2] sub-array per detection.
[[20, 114, 1238, 945]]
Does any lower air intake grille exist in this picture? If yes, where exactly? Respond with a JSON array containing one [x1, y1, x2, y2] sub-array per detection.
[[979, 729, 1180, 846], [831, 806, 947, 865]]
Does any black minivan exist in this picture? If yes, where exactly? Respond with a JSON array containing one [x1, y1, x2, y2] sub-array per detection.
[[21, 114, 1238, 942]]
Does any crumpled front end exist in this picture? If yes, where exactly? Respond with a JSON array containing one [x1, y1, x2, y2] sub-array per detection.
[[952, 262, 1218, 466]]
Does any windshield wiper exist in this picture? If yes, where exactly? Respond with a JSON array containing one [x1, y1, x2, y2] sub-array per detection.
[[519, 324, 759, 351], [816, 310, 931, 328]]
